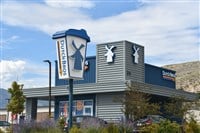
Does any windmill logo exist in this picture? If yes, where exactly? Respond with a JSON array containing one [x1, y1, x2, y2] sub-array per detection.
[[105, 45, 115, 63], [133, 45, 140, 64], [70, 40, 85, 70]]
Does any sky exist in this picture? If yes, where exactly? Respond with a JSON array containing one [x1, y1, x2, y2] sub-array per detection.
[[0, 0, 199, 90]]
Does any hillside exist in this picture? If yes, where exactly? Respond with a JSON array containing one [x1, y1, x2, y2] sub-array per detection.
[[0, 88, 48, 109], [163, 61, 200, 93]]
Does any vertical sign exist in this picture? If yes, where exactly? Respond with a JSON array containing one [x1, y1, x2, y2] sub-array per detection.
[[53, 29, 90, 79], [56, 38, 69, 79]]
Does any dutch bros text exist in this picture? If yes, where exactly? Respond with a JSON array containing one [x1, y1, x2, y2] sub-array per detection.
[[162, 70, 176, 81], [57, 39, 69, 78]]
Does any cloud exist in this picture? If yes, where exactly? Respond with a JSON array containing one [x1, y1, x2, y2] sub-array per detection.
[[0, 60, 54, 89], [0, 60, 25, 88], [44, 0, 94, 8], [1, 1, 199, 65], [0, 35, 19, 47]]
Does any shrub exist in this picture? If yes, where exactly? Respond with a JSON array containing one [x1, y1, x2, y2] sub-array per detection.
[[82, 127, 100, 133], [0, 129, 4, 133], [57, 116, 66, 131], [11, 119, 62, 133], [70, 125, 82, 133], [142, 123, 160, 133], [80, 117, 106, 129], [117, 120, 135, 133], [158, 120, 181, 133], [142, 120, 181, 133], [106, 123, 120, 133], [183, 117, 200, 133]]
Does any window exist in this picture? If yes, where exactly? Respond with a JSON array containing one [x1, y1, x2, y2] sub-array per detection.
[[59, 100, 93, 117]]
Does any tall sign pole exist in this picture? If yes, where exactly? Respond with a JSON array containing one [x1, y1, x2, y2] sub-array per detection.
[[52, 29, 90, 130], [68, 78, 73, 129]]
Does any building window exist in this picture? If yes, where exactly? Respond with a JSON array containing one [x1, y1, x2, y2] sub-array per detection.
[[59, 100, 93, 118]]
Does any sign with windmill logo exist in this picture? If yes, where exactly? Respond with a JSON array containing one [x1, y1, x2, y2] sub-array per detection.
[[53, 29, 90, 79]]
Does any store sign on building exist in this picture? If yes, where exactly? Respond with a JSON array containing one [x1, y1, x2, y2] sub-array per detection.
[[162, 70, 176, 81], [133, 45, 140, 64], [105, 45, 115, 63], [56, 39, 69, 79], [52, 29, 90, 79]]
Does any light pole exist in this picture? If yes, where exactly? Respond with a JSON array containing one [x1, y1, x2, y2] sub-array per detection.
[[52, 29, 90, 131], [6, 98, 10, 122], [43, 60, 52, 118]]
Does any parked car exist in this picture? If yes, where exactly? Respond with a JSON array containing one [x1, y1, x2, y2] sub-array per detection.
[[135, 115, 166, 127], [64, 115, 107, 131], [0, 121, 10, 132]]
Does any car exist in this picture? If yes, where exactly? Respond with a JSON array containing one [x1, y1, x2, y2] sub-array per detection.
[[0, 121, 10, 133], [64, 115, 107, 131], [135, 115, 166, 127], [73, 115, 107, 127]]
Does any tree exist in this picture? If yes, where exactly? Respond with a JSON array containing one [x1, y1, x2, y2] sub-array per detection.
[[121, 84, 160, 120], [7, 81, 25, 119], [163, 96, 194, 124]]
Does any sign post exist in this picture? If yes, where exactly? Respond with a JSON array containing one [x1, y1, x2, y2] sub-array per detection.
[[52, 29, 90, 130]]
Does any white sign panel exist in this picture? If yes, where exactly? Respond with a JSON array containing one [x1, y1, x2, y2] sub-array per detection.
[[53, 29, 90, 80], [56, 38, 70, 79], [67, 36, 87, 79]]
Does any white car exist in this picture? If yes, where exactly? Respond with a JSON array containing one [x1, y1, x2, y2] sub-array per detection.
[[0, 121, 10, 133]]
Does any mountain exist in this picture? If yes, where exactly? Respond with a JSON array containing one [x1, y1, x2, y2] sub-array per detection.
[[163, 61, 200, 93], [0, 88, 10, 109]]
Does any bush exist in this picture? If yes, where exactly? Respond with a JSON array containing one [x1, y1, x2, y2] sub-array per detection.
[[12, 119, 62, 133], [80, 117, 106, 129], [117, 120, 135, 133], [158, 120, 181, 133], [57, 116, 66, 131], [142, 120, 181, 133], [183, 118, 200, 133], [82, 127, 100, 133], [76, 123, 121, 133], [70, 125, 82, 133], [142, 123, 160, 133], [106, 123, 120, 133], [0, 129, 4, 133]]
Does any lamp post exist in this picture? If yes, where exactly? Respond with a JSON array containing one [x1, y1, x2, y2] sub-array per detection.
[[6, 98, 10, 122], [43, 60, 52, 118], [52, 29, 90, 131]]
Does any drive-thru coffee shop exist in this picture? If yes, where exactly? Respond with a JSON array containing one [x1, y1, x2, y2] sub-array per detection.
[[23, 30, 197, 123]]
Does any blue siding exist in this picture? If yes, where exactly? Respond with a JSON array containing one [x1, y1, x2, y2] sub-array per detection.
[[145, 64, 176, 88], [55, 56, 96, 86], [55, 56, 176, 89]]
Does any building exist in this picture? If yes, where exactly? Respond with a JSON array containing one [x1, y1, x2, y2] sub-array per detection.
[[23, 40, 198, 122]]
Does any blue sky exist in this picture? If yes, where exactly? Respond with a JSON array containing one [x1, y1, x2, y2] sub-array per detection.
[[0, 0, 199, 89]]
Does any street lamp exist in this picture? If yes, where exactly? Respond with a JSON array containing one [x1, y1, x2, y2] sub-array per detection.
[[6, 98, 10, 122], [43, 60, 52, 118], [52, 29, 90, 130]]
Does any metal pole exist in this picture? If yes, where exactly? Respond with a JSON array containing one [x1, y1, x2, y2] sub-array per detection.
[[6, 99, 10, 122], [49, 62, 51, 118], [68, 79, 73, 131], [43, 60, 52, 118]]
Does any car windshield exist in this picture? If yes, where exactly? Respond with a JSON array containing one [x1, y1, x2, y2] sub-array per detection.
[[148, 115, 164, 122], [75, 117, 84, 123]]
